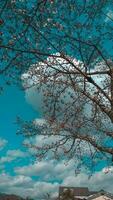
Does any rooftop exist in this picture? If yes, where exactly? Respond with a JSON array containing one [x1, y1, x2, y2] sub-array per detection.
[[59, 187, 97, 197]]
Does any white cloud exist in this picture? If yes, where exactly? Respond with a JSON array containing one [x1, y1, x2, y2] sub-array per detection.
[[15, 159, 78, 182], [0, 160, 113, 199], [15, 159, 113, 194], [33, 118, 46, 126], [23, 55, 109, 112], [62, 170, 113, 193], [25, 86, 44, 112], [15, 160, 54, 177], [23, 56, 81, 112], [0, 138, 8, 150], [0, 173, 34, 197], [0, 172, 59, 199], [102, 166, 113, 173], [0, 149, 28, 164]]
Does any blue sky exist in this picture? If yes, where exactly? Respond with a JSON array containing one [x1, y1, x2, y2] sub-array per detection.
[[0, 86, 38, 171], [0, 85, 38, 147]]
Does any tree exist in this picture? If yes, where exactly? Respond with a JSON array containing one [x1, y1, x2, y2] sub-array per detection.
[[19, 54, 113, 171], [0, 0, 112, 87], [0, 0, 49, 89], [1, 0, 113, 170], [60, 189, 74, 200]]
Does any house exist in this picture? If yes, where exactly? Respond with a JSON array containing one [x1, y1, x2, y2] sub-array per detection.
[[87, 190, 113, 200], [58, 187, 113, 200], [59, 187, 96, 200]]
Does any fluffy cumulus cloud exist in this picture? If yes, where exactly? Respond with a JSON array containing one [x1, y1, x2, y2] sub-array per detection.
[[0, 172, 59, 199], [62, 170, 113, 193], [15, 159, 75, 181], [25, 86, 44, 113], [0, 149, 28, 164], [0, 138, 8, 150], [0, 173, 33, 197], [22, 55, 108, 113], [0, 160, 113, 199], [0, 139, 112, 198], [22, 54, 81, 113], [15, 159, 113, 196]]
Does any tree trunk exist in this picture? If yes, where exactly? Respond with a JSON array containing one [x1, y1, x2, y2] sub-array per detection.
[[110, 68, 113, 122]]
